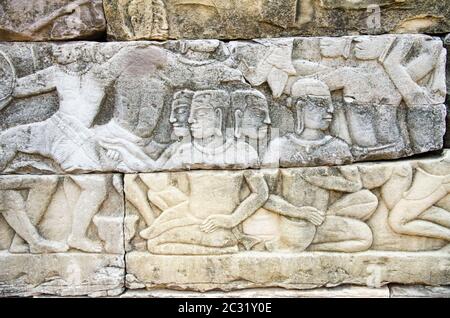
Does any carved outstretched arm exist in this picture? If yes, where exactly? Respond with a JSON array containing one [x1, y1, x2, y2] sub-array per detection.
[[26, 0, 91, 34], [229, 172, 269, 226], [303, 166, 363, 193], [13, 66, 56, 99], [102, 45, 167, 79], [200, 172, 269, 232], [317, 67, 350, 92]]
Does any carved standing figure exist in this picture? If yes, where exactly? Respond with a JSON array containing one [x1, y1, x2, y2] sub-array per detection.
[[0, 43, 166, 252]]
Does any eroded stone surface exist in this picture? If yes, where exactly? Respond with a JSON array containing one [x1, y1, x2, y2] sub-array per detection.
[[389, 284, 450, 298], [120, 286, 391, 298], [103, 0, 450, 40], [0, 35, 446, 174], [124, 152, 450, 291], [0, 174, 125, 296], [444, 34, 450, 148], [0, 0, 106, 41]]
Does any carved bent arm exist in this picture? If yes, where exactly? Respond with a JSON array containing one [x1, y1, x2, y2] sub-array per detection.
[[317, 67, 349, 92], [382, 39, 432, 106], [13, 66, 56, 99], [264, 195, 309, 220], [302, 166, 363, 193], [229, 172, 269, 227]]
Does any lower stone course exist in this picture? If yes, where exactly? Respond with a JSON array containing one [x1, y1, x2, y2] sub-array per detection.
[[0, 253, 124, 297], [126, 251, 450, 292]]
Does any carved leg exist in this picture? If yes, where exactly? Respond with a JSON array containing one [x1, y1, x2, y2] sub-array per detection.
[[67, 175, 107, 253], [308, 215, 373, 252], [147, 225, 238, 255], [9, 176, 59, 253], [140, 202, 197, 239], [389, 186, 450, 241], [328, 190, 378, 221], [124, 174, 157, 226], [2, 190, 67, 253]]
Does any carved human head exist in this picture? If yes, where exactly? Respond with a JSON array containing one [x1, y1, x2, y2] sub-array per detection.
[[231, 90, 271, 140], [354, 36, 394, 60], [319, 38, 352, 59], [170, 89, 195, 138], [290, 79, 333, 134], [53, 43, 93, 65], [188, 90, 230, 140]]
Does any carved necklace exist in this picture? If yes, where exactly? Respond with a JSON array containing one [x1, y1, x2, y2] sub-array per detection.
[[60, 64, 93, 77]]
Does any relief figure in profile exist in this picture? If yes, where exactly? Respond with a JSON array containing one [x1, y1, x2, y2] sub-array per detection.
[[264, 78, 352, 167], [231, 89, 272, 163]]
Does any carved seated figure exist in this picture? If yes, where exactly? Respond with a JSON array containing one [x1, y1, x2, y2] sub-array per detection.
[[386, 153, 450, 244], [261, 166, 378, 253], [264, 78, 353, 167], [140, 170, 269, 255]]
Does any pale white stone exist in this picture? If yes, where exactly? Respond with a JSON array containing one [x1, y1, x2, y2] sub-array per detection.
[[0, 174, 125, 296]]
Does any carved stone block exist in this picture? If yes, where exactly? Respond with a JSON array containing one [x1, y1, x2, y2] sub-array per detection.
[[0, 35, 446, 173], [0, 174, 125, 297], [103, 0, 450, 40], [124, 152, 450, 291], [444, 34, 450, 148], [0, 0, 106, 41]]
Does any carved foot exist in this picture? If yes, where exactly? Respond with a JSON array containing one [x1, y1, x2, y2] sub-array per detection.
[[29, 239, 69, 254], [439, 244, 450, 252], [68, 236, 102, 253], [9, 242, 29, 254]]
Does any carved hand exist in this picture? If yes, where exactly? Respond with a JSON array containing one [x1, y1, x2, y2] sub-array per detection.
[[351, 145, 369, 158], [296, 206, 325, 226], [200, 215, 235, 233]]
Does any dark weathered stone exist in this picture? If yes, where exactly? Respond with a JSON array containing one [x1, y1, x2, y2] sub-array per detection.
[[103, 0, 450, 40]]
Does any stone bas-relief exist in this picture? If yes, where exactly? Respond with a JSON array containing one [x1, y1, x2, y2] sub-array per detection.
[[0, 0, 106, 41], [0, 35, 446, 174], [0, 174, 125, 297], [125, 152, 450, 291], [103, 0, 450, 40]]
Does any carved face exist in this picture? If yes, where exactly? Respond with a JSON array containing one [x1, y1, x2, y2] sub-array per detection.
[[300, 97, 334, 131], [320, 38, 347, 58], [188, 94, 219, 140], [53, 45, 84, 65], [354, 37, 387, 60], [239, 96, 271, 139], [170, 101, 191, 138]]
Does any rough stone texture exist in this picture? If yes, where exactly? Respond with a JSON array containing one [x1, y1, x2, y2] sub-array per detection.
[[103, 0, 450, 40], [444, 34, 450, 148], [120, 286, 391, 298], [0, 174, 125, 297], [0, 0, 106, 41], [126, 251, 450, 291], [389, 284, 450, 298], [0, 35, 446, 174], [124, 152, 450, 291]]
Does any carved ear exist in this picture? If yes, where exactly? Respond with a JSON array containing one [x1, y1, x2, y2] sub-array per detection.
[[215, 108, 223, 137], [234, 109, 243, 139], [294, 101, 304, 135]]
